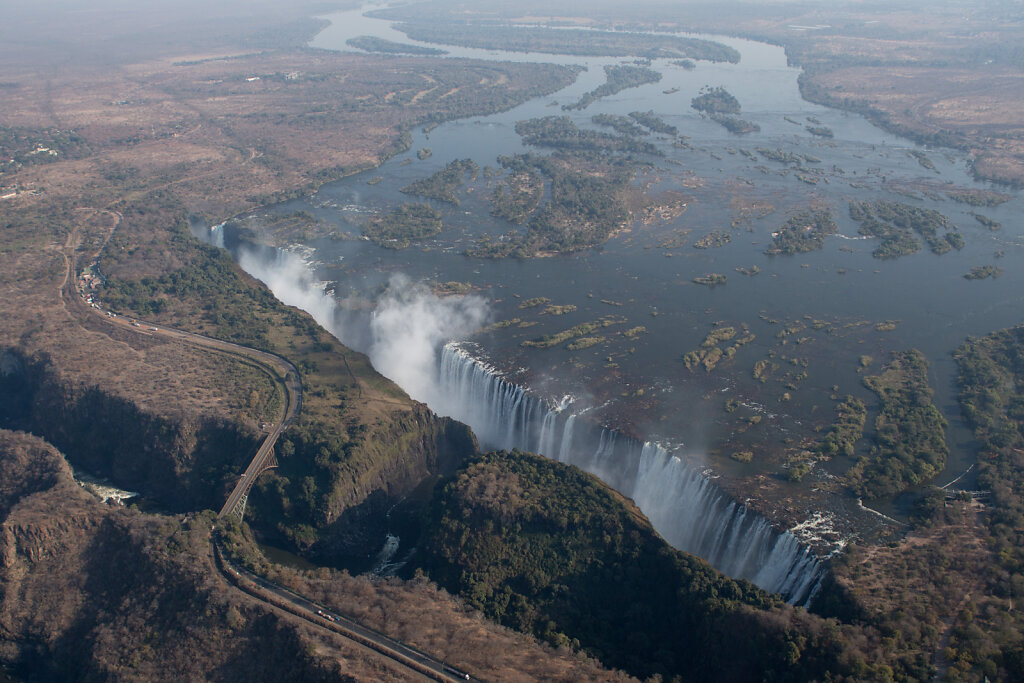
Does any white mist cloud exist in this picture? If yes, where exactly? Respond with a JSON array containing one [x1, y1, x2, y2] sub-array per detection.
[[368, 274, 489, 405], [237, 247, 340, 335], [233, 243, 488, 407]]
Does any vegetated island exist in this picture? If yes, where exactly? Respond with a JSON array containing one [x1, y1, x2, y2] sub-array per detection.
[[394, 23, 740, 62], [682, 324, 755, 372], [764, 209, 838, 255], [693, 273, 727, 286], [847, 349, 948, 499], [817, 396, 867, 460], [691, 85, 741, 114], [691, 86, 759, 133], [849, 200, 964, 259], [521, 317, 623, 349], [629, 110, 678, 136], [474, 150, 640, 257], [515, 115, 661, 155], [489, 158, 544, 225], [345, 35, 448, 56], [711, 115, 760, 134], [971, 212, 1001, 230], [401, 158, 479, 205], [362, 203, 442, 248], [591, 113, 649, 137], [563, 65, 661, 110], [694, 230, 731, 249], [805, 125, 834, 138], [964, 265, 1004, 280], [946, 188, 1012, 207]]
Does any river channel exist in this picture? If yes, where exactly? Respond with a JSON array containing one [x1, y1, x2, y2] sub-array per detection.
[[229, 4, 1024, 542]]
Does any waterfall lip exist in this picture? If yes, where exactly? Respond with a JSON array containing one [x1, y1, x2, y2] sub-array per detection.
[[441, 343, 827, 605]]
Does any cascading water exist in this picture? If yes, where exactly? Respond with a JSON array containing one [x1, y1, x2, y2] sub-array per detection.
[[209, 222, 226, 249], [205, 226, 824, 604], [439, 342, 824, 605]]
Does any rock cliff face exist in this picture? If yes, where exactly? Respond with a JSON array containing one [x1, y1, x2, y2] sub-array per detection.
[[0, 350, 259, 513], [249, 403, 478, 561], [0, 430, 365, 682], [0, 346, 480, 561]]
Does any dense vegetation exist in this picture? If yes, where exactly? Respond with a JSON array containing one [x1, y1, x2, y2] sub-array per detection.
[[682, 325, 755, 372], [563, 65, 661, 110], [591, 113, 649, 137], [691, 86, 742, 115], [101, 224, 283, 349], [395, 23, 740, 62], [521, 317, 622, 349], [964, 265, 1004, 280], [515, 115, 660, 155], [693, 273, 727, 286], [764, 209, 838, 255], [971, 212, 1001, 230], [818, 396, 867, 459], [629, 110, 678, 136], [0, 124, 92, 169], [694, 230, 731, 249], [848, 350, 948, 498], [361, 203, 443, 248], [712, 115, 760, 134], [849, 200, 963, 259], [806, 125, 835, 138], [474, 150, 639, 257], [947, 189, 1011, 207], [489, 163, 544, 225], [757, 147, 804, 165], [400, 158, 478, 205], [345, 35, 447, 56], [419, 449, 883, 682], [953, 325, 1024, 679]]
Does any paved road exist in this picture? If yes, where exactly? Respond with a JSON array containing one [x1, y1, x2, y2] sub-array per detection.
[[63, 234, 478, 682], [216, 545, 477, 682], [63, 258, 301, 519]]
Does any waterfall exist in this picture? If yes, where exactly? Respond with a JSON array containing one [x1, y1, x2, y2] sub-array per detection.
[[209, 222, 226, 249], [207, 227, 825, 604], [438, 342, 824, 605]]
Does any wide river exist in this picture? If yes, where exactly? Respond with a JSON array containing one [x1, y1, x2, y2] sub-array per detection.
[[231, 4, 1023, 537]]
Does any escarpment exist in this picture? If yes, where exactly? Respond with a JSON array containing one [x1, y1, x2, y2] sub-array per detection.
[[0, 430, 384, 681], [0, 350, 261, 513], [247, 402, 478, 560]]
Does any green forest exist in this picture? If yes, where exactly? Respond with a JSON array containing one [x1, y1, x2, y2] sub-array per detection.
[[849, 200, 963, 259], [563, 65, 662, 110], [764, 209, 838, 255], [691, 86, 742, 115], [400, 158, 478, 205], [848, 350, 948, 498], [361, 203, 443, 248], [418, 449, 895, 682]]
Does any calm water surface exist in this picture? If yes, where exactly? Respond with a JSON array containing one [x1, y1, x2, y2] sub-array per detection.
[[256, 5, 1023, 498]]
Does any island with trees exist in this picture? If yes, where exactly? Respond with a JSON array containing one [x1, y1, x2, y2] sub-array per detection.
[[401, 158, 479, 205], [847, 350, 948, 498], [849, 200, 963, 259], [764, 209, 838, 255], [362, 202, 443, 248], [563, 65, 662, 110]]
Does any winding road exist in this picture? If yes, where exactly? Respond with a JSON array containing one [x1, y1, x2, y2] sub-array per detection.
[[61, 224, 478, 682], [215, 543, 476, 682]]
